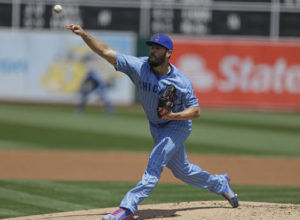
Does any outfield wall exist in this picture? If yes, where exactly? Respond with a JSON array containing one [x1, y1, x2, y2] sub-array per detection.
[[0, 30, 135, 105], [171, 37, 300, 111], [1, 30, 300, 111]]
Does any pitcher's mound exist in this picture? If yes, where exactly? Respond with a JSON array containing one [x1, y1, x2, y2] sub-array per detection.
[[7, 201, 300, 220]]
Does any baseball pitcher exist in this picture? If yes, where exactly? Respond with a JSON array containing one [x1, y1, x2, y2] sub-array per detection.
[[66, 24, 239, 220]]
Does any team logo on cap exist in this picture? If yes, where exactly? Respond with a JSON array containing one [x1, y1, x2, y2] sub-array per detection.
[[154, 35, 160, 42]]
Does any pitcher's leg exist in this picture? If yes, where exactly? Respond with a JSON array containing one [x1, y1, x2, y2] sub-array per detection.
[[166, 146, 226, 194], [120, 129, 190, 214], [120, 166, 160, 214]]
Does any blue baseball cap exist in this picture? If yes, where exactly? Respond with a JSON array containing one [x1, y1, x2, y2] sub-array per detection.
[[146, 34, 173, 51]]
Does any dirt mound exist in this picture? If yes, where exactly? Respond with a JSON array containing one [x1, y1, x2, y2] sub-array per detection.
[[6, 201, 300, 220]]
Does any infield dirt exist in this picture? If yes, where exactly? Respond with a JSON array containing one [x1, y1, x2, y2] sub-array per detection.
[[1, 149, 300, 220]]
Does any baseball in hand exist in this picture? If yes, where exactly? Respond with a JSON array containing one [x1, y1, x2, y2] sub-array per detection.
[[53, 5, 63, 14]]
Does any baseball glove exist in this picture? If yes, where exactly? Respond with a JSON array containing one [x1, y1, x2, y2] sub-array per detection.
[[157, 84, 176, 118]]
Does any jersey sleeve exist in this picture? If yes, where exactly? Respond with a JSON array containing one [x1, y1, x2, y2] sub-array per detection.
[[115, 53, 143, 84], [184, 81, 200, 107]]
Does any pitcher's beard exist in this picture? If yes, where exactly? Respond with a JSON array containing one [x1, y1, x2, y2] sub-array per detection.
[[148, 55, 166, 67]]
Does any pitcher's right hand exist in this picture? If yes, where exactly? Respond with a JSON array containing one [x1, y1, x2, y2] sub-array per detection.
[[66, 24, 86, 37]]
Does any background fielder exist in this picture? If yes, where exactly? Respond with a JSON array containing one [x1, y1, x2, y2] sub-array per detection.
[[75, 54, 114, 115], [66, 24, 239, 220]]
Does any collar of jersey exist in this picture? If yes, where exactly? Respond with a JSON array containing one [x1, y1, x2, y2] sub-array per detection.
[[153, 64, 174, 80]]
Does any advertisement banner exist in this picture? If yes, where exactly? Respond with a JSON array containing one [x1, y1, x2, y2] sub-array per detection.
[[171, 38, 300, 110], [0, 30, 135, 105]]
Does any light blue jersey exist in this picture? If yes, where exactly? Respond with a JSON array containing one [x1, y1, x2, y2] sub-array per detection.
[[115, 52, 227, 214], [116, 53, 199, 130]]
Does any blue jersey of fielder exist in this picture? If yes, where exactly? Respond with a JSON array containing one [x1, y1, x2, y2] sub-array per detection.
[[116, 53, 199, 130]]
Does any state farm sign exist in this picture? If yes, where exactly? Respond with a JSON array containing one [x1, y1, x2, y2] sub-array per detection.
[[172, 38, 300, 110]]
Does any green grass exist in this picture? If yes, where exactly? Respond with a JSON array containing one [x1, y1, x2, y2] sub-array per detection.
[[0, 179, 299, 219], [0, 104, 299, 157]]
